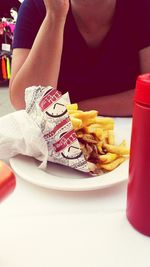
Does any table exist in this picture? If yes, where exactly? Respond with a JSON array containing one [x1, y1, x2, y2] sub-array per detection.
[[0, 89, 150, 267], [0, 87, 14, 117], [1, 174, 150, 267]]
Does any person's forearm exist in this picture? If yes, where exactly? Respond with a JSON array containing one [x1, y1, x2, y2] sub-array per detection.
[[78, 89, 134, 117], [10, 14, 66, 109]]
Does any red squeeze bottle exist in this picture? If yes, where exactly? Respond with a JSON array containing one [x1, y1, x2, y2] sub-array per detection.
[[0, 161, 16, 202], [127, 73, 150, 236]]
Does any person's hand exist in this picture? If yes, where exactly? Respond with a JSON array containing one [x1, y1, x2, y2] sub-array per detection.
[[43, 0, 70, 20]]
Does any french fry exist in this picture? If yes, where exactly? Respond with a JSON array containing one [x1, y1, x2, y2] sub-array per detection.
[[85, 123, 102, 130], [99, 152, 118, 163], [70, 117, 82, 130], [86, 121, 114, 130], [103, 143, 130, 155], [97, 141, 104, 154], [86, 117, 114, 126], [108, 130, 115, 145], [101, 157, 126, 171], [66, 103, 78, 110], [73, 110, 98, 121], [68, 110, 83, 116], [119, 139, 126, 147], [101, 130, 108, 143], [98, 123, 114, 131], [84, 124, 103, 139]]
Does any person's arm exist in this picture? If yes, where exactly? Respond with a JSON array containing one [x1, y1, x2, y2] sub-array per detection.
[[78, 89, 134, 117], [139, 46, 150, 74], [9, 0, 69, 110], [79, 45, 150, 117]]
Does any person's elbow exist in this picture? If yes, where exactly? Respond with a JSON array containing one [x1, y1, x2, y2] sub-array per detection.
[[9, 83, 26, 110]]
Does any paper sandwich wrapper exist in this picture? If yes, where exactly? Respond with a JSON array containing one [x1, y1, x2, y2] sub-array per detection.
[[0, 86, 91, 173], [0, 109, 48, 168]]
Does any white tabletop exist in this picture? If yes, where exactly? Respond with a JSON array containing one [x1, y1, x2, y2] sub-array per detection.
[[1, 176, 150, 267], [0, 89, 150, 267]]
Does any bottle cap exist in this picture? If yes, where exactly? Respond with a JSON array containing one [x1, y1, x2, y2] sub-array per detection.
[[135, 73, 150, 105], [0, 161, 16, 202]]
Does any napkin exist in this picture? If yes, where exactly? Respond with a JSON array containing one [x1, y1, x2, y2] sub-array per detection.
[[0, 110, 48, 168], [0, 85, 90, 173]]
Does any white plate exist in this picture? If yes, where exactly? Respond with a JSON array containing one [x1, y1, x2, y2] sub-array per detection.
[[9, 118, 132, 191]]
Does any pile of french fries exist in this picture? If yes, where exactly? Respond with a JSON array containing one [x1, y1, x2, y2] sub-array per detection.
[[67, 103, 129, 174]]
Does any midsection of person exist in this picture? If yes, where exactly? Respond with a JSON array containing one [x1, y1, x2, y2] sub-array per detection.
[[54, 0, 139, 102], [9, 0, 150, 116]]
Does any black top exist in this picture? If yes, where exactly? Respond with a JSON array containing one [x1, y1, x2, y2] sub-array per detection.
[[13, 0, 150, 103]]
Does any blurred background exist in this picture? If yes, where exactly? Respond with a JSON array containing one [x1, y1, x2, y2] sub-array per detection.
[[0, 0, 22, 18], [0, 0, 23, 116]]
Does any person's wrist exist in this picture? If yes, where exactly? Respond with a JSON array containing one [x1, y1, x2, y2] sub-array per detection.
[[45, 9, 67, 25]]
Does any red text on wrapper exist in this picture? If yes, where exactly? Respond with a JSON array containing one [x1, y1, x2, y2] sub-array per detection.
[[39, 89, 62, 111], [53, 130, 77, 152], [44, 117, 70, 140]]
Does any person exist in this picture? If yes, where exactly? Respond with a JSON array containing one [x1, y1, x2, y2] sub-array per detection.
[[9, 0, 150, 116], [10, 7, 18, 23]]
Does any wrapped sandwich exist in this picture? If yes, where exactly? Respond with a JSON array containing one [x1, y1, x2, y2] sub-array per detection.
[[25, 86, 129, 175]]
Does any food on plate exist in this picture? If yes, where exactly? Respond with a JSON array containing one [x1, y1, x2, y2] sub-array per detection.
[[67, 103, 129, 173]]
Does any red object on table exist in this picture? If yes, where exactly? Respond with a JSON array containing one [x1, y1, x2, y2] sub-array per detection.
[[127, 73, 150, 236], [0, 161, 16, 202]]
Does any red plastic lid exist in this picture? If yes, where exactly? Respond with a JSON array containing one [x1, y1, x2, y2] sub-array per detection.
[[135, 73, 150, 105]]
